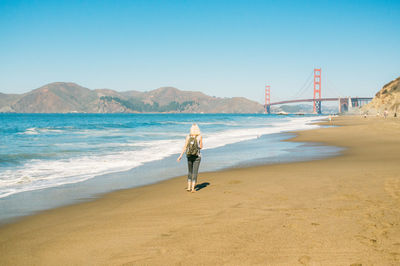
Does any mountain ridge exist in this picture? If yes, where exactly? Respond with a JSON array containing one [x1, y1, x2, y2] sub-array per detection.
[[0, 82, 264, 113]]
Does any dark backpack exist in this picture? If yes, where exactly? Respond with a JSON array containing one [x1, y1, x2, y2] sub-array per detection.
[[186, 136, 199, 156]]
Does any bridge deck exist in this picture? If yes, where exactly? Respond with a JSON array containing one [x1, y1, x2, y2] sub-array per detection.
[[269, 97, 373, 106]]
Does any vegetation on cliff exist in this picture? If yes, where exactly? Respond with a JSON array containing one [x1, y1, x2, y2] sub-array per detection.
[[363, 76, 400, 115]]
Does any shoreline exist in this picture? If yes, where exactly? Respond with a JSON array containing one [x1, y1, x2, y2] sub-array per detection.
[[1, 116, 399, 265], [0, 117, 337, 224], [0, 131, 340, 226]]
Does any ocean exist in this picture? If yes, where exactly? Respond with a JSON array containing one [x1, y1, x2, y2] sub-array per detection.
[[0, 113, 341, 223]]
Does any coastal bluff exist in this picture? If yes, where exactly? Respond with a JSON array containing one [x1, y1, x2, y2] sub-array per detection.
[[0, 82, 264, 113], [363, 76, 400, 115]]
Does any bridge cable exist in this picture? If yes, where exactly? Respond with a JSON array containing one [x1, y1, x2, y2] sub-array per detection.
[[292, 70, 314, 99], [325, 75, 345, 98]]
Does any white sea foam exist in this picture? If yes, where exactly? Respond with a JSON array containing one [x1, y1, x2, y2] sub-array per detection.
[[22, 128, 39, 135], [19, 127, 63, 135], [161, 121, 240, 126], [19, 127, 65, 135], [203, 116, 321, 150], [38, 128, 64, 133], [0, 116, 324, 198]]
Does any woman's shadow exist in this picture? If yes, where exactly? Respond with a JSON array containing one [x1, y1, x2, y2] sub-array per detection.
[[195, 182, 210, 191]]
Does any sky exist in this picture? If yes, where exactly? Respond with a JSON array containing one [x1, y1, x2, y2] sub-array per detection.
[[0, 0, 399, 103]]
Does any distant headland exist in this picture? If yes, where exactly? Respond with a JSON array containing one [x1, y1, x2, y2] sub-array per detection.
[[0, 82, 264, 114]]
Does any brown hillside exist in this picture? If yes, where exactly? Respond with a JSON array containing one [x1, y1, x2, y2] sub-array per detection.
[[0, 93, 21, 112], [11, 82, 98, 113], [363, 77, 400, 115], [0, 83, 264, 113]]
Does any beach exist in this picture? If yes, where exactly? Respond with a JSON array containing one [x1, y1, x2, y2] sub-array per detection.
[[0, 116, 399, 265]]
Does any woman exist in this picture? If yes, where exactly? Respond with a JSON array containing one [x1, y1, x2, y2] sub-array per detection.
[[177, 123, 203, 192]]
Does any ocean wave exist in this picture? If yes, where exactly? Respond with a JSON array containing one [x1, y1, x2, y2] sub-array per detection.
[[160, 121, 240, 126], [0, 138, 182, 198], [18, 127, 65, 135], [204, 116, 322, 150], [0, 116, 324, 199]]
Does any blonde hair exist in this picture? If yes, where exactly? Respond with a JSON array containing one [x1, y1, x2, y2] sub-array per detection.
[[190, 123, 201, 136]]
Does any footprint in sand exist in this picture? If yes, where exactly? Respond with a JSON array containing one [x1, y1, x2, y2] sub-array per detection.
[[384, 178, 400, 200], [298, 255, 311, 265], [355, 234, 378, 247]]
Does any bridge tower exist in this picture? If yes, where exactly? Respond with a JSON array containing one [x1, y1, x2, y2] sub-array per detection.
[[265, 85, 271, 114], [313, 68, 322, 114]]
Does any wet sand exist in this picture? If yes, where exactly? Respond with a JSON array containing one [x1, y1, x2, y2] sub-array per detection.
[[1, 116, 399, 265]]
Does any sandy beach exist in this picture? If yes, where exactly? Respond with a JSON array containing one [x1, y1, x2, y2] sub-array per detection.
[[1, 116, 399, 265]]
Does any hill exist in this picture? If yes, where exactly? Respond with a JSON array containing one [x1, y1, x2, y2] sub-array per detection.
[[271, 104, 338, 114], [362, 76, 400, 115], [0, 92, 20, 112], [0, 83, 264, 113]]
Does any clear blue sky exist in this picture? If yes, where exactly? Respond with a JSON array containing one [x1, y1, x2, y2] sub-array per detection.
[[1, 0, 399, 103]]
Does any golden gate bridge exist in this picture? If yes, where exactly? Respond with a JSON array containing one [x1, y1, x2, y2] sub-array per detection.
[[264, 69, 373, 114]]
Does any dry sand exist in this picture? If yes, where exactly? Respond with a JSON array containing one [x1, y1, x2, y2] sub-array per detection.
[[1, 116, 399, 265]]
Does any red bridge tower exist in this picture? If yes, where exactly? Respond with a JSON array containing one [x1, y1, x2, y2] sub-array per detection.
[[313, 68, 322, 114], [265, 85, 271, 114]]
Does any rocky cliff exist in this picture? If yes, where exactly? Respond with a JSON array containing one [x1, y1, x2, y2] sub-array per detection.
[[363, 77, 400, 115], [0, 82, 264, 113]]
